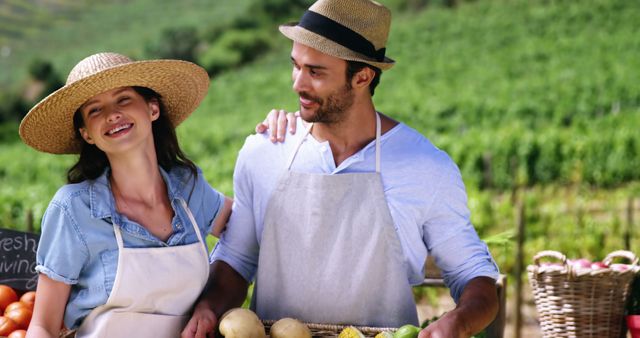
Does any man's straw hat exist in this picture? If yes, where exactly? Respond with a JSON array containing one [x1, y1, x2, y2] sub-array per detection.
[[279, 0, 395, 70], [19, 52, 209, 154]]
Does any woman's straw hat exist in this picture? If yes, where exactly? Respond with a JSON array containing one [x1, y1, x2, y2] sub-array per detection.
[[279, 0, 395, 70], [19, 52, 210, 154]]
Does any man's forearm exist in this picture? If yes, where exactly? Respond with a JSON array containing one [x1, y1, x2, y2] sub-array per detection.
[[451, 276, 499, 336], [201, 260, 250, 319]]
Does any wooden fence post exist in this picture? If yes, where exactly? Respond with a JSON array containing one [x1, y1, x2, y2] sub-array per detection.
[[623, 197, 635, 250], [514, 189, 526, 338], [482, 152, 493, 189], [25, 208, 34, 233]]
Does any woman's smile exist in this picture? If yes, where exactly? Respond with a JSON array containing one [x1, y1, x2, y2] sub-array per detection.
[[105, 122, 134, 137]]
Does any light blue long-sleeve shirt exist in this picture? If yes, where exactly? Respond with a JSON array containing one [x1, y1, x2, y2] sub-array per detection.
[[212, 117, 499, 303]]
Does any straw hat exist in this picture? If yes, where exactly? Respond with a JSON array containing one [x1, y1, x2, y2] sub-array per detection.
[[19, 52, 210, 154], [279, 0, 395, 70]]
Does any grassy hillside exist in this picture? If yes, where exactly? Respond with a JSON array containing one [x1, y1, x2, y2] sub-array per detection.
[[177, 0, 640, 268], [0, 0, 253, 87], [0, 0, 638, 273], [179, 0, 640, 189], [382, 0, 640, 188]]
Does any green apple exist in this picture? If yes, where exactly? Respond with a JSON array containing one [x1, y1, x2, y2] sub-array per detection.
[[393, 324, 421, 338]]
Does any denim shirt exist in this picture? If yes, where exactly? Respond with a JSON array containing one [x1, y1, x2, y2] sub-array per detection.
[[35, 165, 224, 329]]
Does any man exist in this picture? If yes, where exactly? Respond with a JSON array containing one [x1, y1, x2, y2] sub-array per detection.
[[183, 0, 499, 337]]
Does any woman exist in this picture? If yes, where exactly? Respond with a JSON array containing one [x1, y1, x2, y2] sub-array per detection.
[[19, 52, 232, 338]]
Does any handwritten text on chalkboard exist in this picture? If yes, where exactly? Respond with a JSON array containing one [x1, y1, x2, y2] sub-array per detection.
[[0, 228, 40, 290]]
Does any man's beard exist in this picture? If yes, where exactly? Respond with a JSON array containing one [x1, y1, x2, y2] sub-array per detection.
[[299, 83, 354, 124]]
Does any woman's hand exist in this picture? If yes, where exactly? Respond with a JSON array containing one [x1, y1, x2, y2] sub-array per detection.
[[181, 299, 218, 338], [255, 109, 298, 142], [182, 262, 249, 338], [211, 197, 233, 238]]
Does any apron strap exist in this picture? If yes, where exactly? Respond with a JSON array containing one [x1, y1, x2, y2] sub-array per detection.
[[286, 123, 314, 170], [286, 113, 382, 173], [111, 200, 207, 257], [179, 199, 209, 258], [112, 223, 125, 249], [375, 112, 381, 174]]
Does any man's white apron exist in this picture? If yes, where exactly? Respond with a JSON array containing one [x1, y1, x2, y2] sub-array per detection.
[[76, 199, 209, 337], [254, 113, 419, 327]]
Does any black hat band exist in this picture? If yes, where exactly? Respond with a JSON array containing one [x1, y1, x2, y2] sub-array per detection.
[[298, 10, 386, 62]]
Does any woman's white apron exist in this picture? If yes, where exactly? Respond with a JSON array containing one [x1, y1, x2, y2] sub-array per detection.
[[76, 199, 209, 337]]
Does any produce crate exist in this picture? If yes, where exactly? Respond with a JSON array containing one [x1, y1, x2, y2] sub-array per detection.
[[263, 320, 396, 337], [57, 323, 395, 338], [528, 250, 639, 338]]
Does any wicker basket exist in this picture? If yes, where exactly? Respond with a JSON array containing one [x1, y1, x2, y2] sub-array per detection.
[[263, 320, 397, 337], [528, 250, 639, 338]]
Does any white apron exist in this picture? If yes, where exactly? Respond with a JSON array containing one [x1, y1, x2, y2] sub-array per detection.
[[253, 113, 418, 327], [76, 199, 209, 338]]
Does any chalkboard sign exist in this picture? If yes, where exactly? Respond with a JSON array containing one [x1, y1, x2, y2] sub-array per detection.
[[0, 228, 40, 290]]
